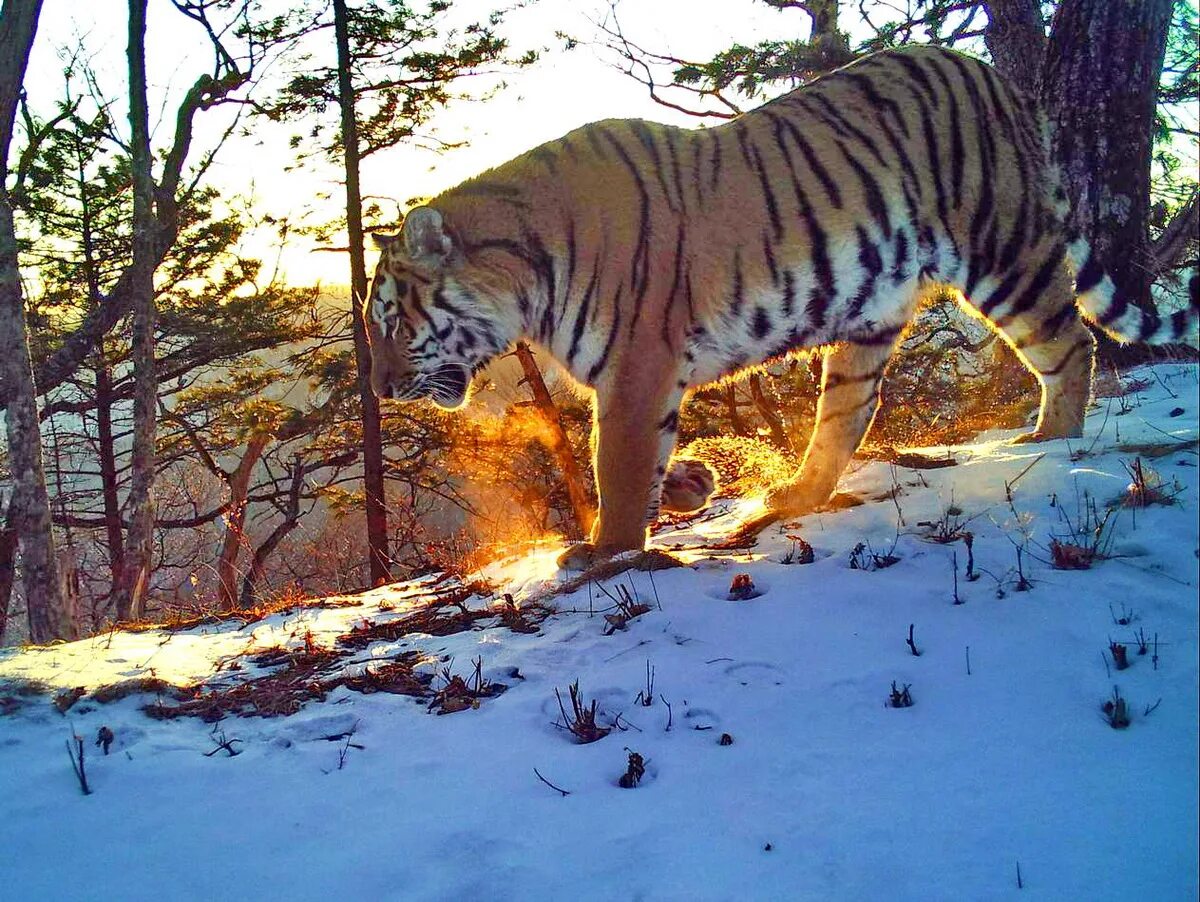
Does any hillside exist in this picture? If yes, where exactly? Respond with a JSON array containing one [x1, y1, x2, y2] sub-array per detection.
[[1, 364, 1197, 901]]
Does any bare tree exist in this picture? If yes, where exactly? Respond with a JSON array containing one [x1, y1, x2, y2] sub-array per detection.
[[111, 0, 156, 621], [332, 0, 391, 587], [0, 0, 75, 642]]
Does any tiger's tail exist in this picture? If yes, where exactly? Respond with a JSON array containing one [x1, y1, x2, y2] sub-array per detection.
[[1065, 236, 1198, 345]]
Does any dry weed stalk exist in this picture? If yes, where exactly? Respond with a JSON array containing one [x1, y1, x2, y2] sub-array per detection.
[[601, 585, 652, 635], [618, 749, 646, 788], [555, 680, 610, 744]]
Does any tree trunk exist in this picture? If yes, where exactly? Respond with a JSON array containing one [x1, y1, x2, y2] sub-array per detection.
[[512, 342, 595, 538], [983, 0, 1047, 94], [216, 433, 269, 610], [1042, 0, 1173, 306], [748, 373, 791, 450], [75, 111, 125, 598], [94, 348, 125, 590], [333, 0, 391, 587], [0, 0, 74, 643], [112, 0, 157, 622], [239, 462, 304, 608], [0, 494, 17, 645], [723, 385, 748, 434]]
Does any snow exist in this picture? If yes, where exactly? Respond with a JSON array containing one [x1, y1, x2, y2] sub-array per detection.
[[2, 364, 1197, 901]]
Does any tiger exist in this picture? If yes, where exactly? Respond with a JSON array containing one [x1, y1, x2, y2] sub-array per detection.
[[364, 44, 1198, 570]]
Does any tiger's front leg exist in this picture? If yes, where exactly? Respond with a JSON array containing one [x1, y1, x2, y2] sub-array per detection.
[[557, 370, 687, 571]]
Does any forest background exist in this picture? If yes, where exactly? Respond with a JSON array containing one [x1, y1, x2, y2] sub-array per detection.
[[0, 0, 1195, 644]]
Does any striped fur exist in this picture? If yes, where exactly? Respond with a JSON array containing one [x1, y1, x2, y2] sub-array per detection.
[[364, 45, 1199, 566]]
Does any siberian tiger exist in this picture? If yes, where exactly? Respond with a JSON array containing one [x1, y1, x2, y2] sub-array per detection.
[[364, 45, 1197, 570]]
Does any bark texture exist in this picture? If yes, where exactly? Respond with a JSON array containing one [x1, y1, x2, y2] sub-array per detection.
[[1042, 0, 1174, 304], [0, 0, 74, 642], [983, 0, 1048, 95], [334, 0, 391, 586]]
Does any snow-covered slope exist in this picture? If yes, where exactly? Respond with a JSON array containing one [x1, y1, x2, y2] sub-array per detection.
[[2, 365, 1197, 902]]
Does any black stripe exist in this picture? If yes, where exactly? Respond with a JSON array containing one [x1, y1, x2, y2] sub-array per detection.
[[915, 95, 949, 230], [430, 285, 466, 316], [762, 233, 780, 287], [1097, 290, 1128, 326], [1074, 251, 1104, 294], [766, 114, 836, 327], [659, 410, 680, 431], [1138, 305, 1161, 339], [840, 142, 892, 239], [1040, 339, 1089, 376], [630, 120, 676, 212], [842, 73, 912, 138], [584, 125, 609, 160], [943, 53, 994, 236], [785, 118, 843, 207], [531, 145, 558, 175], [782, 269, 796, 317], [849, 323, 897, 345], [560, 219, 577, 324], [587, 295, 623, 384], [600, 130, 653, 334], [1170, 308, 1191, 337], [568, 258, 600, 364], [805, 94, 887, 168], [690, 132, 705, 206], [892, 229, 910, 284], [825, 363, 887, 389], [662, 224, 687, 348], [995, 248, 1064, 326], [664, 127, 686, 213], [750, 145, 784, 241], [817, 395, 879, 424], [734, 122, 755, 169], [1036, 301, 1078, 341], [709, 128, 723, 191], [849, 226, 883, 319], [752, 306, 772, 340], [979, 269, 1024, 318], [893, 53, 940, 107], [922, 54, 965, 209]]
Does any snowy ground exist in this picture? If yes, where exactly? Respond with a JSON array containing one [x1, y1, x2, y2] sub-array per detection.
[[2, 364, 1197, 902]]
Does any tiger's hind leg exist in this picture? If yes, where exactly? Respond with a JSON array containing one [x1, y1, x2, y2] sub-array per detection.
[[982, 259, 1095, 443], [760, 338, 898, 521]]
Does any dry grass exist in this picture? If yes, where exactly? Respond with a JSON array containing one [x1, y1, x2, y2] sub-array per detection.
[[122, 594, 366, 635], [143, 645, 433, 722]]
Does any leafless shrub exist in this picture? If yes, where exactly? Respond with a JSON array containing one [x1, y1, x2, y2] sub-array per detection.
[[555, 680, 610, 744]]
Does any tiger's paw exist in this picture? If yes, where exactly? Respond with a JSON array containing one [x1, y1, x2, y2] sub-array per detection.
[[661, 459, 716, 513], [556, 543, 683, 575], [1010, 428, 1082, 445], [557, 542, 600, 571]]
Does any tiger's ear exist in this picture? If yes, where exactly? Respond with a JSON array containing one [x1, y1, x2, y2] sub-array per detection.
[[370, 232, 397, 250], [401, 206, 454, 268]]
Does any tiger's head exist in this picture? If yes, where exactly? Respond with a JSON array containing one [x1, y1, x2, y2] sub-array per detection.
[[365, 206, 518, 410]]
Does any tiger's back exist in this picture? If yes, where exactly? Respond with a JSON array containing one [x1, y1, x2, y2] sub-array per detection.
[[366, 45, 1197, 566]]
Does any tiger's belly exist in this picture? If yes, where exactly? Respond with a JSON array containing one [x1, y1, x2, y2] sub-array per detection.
[[681, 226, 931, 387], [685, 281, 913, 388]]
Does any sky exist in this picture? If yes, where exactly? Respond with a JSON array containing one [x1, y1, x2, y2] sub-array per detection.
[[25, 0, 802, 287]]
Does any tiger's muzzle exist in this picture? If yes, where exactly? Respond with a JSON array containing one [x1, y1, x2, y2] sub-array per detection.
[[379, 363, 471, 409]]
